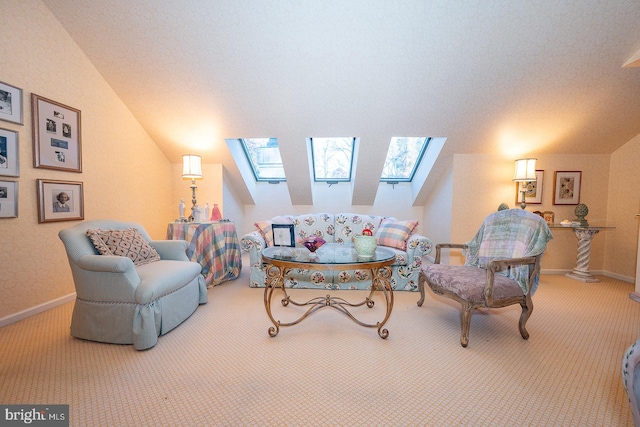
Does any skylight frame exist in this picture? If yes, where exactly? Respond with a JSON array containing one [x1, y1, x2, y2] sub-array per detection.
[[239, 137, 286, 183], [310, 137, 356, 183], [380, 137, 431, 182]]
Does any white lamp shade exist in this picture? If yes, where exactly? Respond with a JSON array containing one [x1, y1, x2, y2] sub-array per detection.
[[182, 154, 203, 179], [513, 158, 537, 181]]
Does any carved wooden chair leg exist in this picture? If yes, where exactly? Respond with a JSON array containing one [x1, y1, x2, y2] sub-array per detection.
[[417, 275, 426, 307], [518, 299, 533, 340], [460, 303, 473, 347]]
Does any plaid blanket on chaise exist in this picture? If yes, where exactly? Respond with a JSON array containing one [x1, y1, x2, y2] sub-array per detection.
[[464, 209, 553, 294]]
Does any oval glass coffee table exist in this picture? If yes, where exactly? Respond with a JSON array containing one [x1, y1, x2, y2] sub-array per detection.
[[261, 244, 396, 338]]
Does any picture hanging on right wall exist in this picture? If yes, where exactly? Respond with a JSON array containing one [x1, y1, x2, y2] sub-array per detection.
[[553, 171, 581, 205]]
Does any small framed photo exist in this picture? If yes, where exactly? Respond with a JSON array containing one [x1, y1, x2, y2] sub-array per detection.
[[0, 180, 18, 218], [0, 127, 19, 177], [32, 94, 82, 172], [515, 170, 543, 205], [272, 224, 295, 247], [37, 179, 84, 223], [0, 81, 23, 125], [553, 171, 581, 205]]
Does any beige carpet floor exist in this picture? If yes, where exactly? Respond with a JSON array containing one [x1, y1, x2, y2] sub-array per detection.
[[1, 259, 639, 426]]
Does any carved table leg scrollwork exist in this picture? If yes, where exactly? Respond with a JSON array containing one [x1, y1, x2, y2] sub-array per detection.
[[263, 262, 394, 339]]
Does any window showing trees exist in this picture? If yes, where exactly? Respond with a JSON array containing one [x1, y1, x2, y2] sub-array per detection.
[[381, 137, 430, 182], [310, 137, 355, 183], [240, 138, 286, 182]]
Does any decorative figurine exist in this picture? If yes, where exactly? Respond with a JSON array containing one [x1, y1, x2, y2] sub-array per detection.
[[179, 198, 185, 219], [211, 203, 222, 221], [574, 203, 589, 226]]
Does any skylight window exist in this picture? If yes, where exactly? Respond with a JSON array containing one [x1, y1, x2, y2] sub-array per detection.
[[310, 137, 355, 183], [240, 138, 286, 182], [381, 137, 430, 182]]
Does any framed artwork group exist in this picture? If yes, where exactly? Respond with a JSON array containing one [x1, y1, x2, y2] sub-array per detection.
[[515, 169, 582, 207], [0, 81, 84, 222]]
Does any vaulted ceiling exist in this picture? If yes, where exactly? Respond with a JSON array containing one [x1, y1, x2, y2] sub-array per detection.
[[42, 0, 640, 204]]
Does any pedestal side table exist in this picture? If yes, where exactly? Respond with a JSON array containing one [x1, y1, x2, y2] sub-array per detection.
[[550, 224, 615, 282]]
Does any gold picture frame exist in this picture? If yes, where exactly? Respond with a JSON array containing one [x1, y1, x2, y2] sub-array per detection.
[[32, 94, 82, 172], [37, 179, 84, 223], [553, 171, 581, 205]]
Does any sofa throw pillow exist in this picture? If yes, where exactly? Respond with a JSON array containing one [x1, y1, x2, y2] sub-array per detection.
[[375, 219, 419, 250], [86, 228, 161, 266], [254, 220, 274, 247], [254, 216, 294, 247]]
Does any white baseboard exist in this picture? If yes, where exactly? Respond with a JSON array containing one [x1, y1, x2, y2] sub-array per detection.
[[0, 293, 76, 328], [540, 269, 634, 284]]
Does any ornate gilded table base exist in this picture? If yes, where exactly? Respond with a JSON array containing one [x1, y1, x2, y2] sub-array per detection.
[[263, 264, 394, 339]]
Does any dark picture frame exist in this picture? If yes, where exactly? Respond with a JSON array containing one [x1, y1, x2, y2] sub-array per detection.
[[553, 171, 581, 205], [272, 224, 295, 247], [0, 180, 18, 218], [32, 94, 82, 172], [0, 81, 23, 125], [37, 179, 84, 223], [0, 127, 19, 177]]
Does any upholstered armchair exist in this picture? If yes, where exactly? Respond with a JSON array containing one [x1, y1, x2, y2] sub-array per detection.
[[418, 209, 552, 347], [623, 338, 640, 425], [59, 220, 207, 350]]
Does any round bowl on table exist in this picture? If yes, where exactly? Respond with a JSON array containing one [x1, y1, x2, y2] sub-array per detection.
[[354, 235, 377, 258]]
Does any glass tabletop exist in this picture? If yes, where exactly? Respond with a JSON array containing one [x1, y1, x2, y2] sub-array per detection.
[[262, 243, 395, 265], [548, 223, 615, 230]]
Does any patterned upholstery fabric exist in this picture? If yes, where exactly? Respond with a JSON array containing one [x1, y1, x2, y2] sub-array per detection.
[[87, 228, 161, 266], [464, 209, 553, 294], [241, 213, 433, 291], [422, 264, 523, 303]]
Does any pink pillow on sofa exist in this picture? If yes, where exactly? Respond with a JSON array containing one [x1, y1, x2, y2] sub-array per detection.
[[375, 219, 418, 250], [254, 216, 293, 247]]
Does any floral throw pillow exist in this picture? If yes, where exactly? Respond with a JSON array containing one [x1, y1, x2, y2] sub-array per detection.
[[86, 228, 161, 266]]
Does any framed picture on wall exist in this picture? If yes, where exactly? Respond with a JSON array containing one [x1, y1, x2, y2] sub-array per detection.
[[0, 127, 19, 177], [37, 179, 84, 223], [0, 81, 23, 125], [0, 180, 18, 218], [553, 171, 581, 205], [32, 94, 82, 172], [515, 170, 543, 205]]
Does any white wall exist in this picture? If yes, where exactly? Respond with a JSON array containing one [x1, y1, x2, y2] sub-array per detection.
[[444, 153, 616, 275], [606, 135, 640, 280]]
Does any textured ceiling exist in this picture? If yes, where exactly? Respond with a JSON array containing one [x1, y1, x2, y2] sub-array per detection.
[[42, 0, 640, 204]]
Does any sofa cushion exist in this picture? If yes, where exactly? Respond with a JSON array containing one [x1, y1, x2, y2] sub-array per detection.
[[289, 213, 335, 242], [87, 228, 161, 266], [375, 219, 419, 250], [334, 213, 384, 244], [254, 216, 293, 247]]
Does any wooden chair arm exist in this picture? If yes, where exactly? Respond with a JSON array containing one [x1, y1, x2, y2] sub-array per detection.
[[484, 256, 540, 304], [434, 243, 468, 264]]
